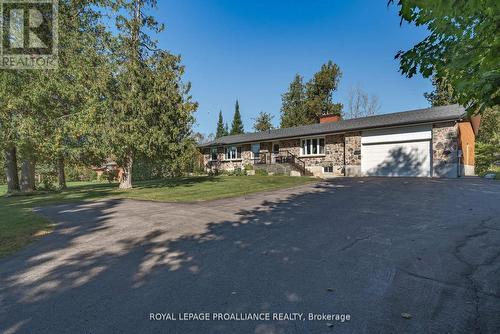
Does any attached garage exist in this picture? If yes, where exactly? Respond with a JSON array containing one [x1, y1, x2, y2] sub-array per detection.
[[361, 125, 432, 177]]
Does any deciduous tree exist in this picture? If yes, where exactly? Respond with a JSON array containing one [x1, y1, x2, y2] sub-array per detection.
[[392, 0, 499, 114], [347, 85, 380, 119]]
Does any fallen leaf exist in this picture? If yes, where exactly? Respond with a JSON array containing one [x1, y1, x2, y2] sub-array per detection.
[[401, 312, 412, 319]]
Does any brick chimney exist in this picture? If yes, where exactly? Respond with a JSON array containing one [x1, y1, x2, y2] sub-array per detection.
[[319, 114, 341, 124]]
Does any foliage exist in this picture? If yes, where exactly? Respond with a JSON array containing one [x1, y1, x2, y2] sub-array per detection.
[[424, 76, 458, 107], [280, 61, 343, 127], [222, 168, 245, 176], [475, 107, 500, 175], [65, 166, 98, 182], [392, 0, 500, 114], [230, 100, 244, 135], [216, 111, 229, 138], [346, 85, 381, 119], [35, 164, 58, 191], [244, 164, 254, 171], [281, 74, 307, 128], [252, 112, 274, 132], [99, 0, 197, 189], [0, 0, 111, 193], [192, 132, 215, 145], [305, 60, 343, 121], [255, 169, 268, 176], [0, 153, 5, 184]]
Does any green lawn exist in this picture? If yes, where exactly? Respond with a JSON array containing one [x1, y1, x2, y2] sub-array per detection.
[[0, 176, 316, 257]]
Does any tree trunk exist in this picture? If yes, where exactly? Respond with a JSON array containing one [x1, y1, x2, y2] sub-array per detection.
[[119, 153, 133, 189], [4, 146, 20, 193], [57, 154, 67, 190], [20, 149, 36, 193]]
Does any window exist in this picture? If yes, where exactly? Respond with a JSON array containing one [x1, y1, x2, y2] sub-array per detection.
[[324, 166, 333, 173], [225, 146, 241, 160], [301, 137, 325, 156], [251, 143, 260, 158], [210, 147, 218, 161]]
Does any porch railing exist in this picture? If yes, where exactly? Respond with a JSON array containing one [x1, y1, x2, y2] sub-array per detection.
[[253, 150, 308, 175]]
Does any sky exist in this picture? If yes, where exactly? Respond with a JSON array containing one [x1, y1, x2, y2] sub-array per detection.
[[153, 0, 433, 136]]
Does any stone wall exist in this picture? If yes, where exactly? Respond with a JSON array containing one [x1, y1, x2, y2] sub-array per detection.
[[203, 134, 354, 176], [344, 132, 361, 176], [432, 122, 459, 177]]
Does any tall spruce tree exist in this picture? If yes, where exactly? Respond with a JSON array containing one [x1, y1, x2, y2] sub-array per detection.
[[230, 100, 244, 135], [216, 111, 227, 138], [280, 74, 307, 128]]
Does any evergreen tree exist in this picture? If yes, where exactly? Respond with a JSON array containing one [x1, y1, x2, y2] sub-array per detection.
[[216, 111, 227, 138], [230, 100, 244, 135], [253, 112, 274, 132], [424, 76, 458, 107], [106, 0, 197, 189], [476, 107, 500, 174], [280, 74, 307, 128], [305, 60, 343, 122], [280, 61, 343, 127]]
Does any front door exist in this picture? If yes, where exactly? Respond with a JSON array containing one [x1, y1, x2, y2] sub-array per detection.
[[272, 142, 280, 163]]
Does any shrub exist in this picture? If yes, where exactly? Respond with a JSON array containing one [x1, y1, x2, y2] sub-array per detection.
[[255, 169, 268, 176], [66, 165, 98, 182], [35, 172, 57, 191], [208, 168, 220, 176], [99, 170, 119, 183], [233, 168, 244, 176]]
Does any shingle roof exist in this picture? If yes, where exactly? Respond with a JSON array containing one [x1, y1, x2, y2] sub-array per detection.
[[201, 104, 466, 147]]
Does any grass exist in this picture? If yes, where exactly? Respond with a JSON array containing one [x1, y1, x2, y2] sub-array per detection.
[[0, 176, 316, 257]]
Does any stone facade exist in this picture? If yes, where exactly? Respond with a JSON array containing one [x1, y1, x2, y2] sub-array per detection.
[[279, 135, 345, 176], [202, 122, 461, 178], [344, 132, 361, 176], [432, 122, 459, 177]]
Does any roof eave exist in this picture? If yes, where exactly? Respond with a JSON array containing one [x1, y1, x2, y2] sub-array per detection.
[[198, 114, 465, 148]]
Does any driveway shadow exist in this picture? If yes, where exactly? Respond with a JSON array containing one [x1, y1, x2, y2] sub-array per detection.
[[1, 178, 499, 334]]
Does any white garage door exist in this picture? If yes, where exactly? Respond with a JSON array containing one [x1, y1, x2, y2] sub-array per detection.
[[361, 125, 432, 177]]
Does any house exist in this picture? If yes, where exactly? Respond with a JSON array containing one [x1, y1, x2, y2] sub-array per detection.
[[200, 104, 480, 178]]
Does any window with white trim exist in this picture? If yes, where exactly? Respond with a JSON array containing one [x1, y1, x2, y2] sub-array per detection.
[[225, 146, 242, 160], [324, 166, 333, 173], [301, 137, 325, 156]]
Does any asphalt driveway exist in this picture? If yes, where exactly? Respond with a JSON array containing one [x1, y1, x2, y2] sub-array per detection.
[[1, 178, 499, 334]]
